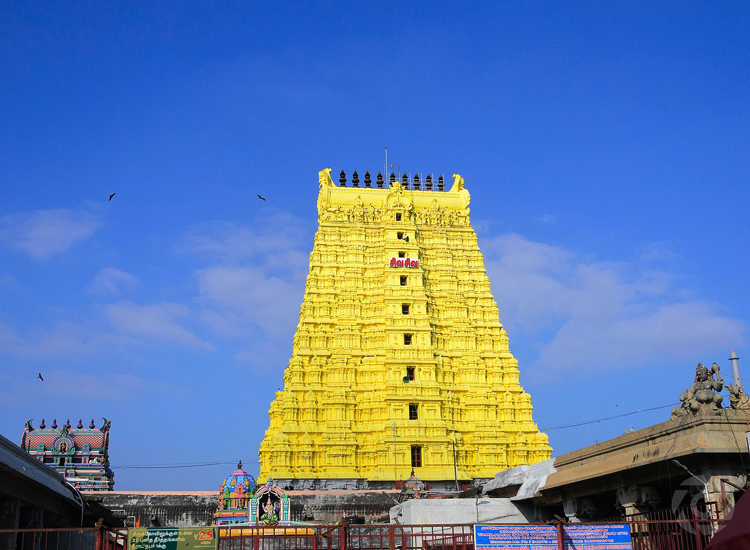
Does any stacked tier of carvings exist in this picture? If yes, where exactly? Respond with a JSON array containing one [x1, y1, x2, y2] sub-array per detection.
[[21, 417, 114, 490], [258, 169, 551, 488]]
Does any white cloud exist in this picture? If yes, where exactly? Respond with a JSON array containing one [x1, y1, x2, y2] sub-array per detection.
[[482, 233, 745, 373], [0, 320, 106, 357], [532, 214, 558, 224], [181, 213, 311, 274], [91, 267, 142, 295], [0, 209, 100, 259], [200, 310, 248, 338], [637, 241, 682, 263], [103, 302, 215, 350], [0, 369, 192, 404], [196, 266, 303, 340], [182, 213, 311, 342]]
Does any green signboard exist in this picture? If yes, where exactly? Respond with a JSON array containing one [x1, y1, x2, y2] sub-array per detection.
[[128, 528, 217, 550]]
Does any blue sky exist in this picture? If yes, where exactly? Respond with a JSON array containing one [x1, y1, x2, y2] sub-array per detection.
[[1, 2, 748, 490]]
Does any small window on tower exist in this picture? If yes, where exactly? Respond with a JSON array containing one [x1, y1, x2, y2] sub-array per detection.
[[409, 403, 418, 420], [411, 445, 422, 468], [398, 251, 406, 258], [406, 367, 415, 381], [402, 303, 410, 315], [400, 276, 407, 286], [397, 232, 404, 239], [404, 333, 412, 345], [396, 213, 402, 221]]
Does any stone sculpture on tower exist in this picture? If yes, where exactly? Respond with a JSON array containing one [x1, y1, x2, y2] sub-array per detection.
[[258, 168, 552, 490]]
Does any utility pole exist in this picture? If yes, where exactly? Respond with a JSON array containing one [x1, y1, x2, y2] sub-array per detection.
[[452, 437, 459, 491], [393, 421, 398, 489], [730, 349, 741, 387]]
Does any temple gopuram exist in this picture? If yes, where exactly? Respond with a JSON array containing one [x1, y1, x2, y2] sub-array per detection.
[[21, 418, 114, 491], [214, 461, 255, 525], [258, 169, 552, 490]]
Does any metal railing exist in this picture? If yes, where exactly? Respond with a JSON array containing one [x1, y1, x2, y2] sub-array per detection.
[[0, 528, 127, 550], [216, 524, 475, 550], [0, 505, 730, 550], [616, 503, 723, 550]]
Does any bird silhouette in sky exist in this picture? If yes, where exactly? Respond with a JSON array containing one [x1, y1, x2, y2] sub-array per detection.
[[38, 373, 44, 381], [109, 193, 116, 201], [257, 194, 266, 201]]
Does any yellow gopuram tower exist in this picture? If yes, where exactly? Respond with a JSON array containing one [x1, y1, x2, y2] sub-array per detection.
[[258, 168, 551, 490]]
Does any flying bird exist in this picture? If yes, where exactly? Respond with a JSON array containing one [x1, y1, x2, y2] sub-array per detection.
[[38, 373, 44, 381], [109, 193, 116, 201], [257, 194, 266, 201]]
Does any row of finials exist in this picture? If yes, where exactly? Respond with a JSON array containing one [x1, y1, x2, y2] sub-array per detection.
[[339, 170, 446, 191], [32, 418, 98, 430]]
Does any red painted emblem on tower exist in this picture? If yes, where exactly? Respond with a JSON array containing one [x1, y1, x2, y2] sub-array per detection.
[[390, 257, 419, 268]]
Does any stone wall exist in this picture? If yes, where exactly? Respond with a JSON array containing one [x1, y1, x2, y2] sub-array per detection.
[[391, 498, 533, 525], [88, 492, 216, 527], [90, 491, 398, 527]]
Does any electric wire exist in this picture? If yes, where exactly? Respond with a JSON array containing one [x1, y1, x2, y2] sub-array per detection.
[[8, 398, 734, 470], [542, 403, 679, 431], [114, 460, 260, 470]]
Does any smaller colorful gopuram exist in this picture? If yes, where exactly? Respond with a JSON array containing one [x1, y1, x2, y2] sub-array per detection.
[[250, 480, 290, 526], [399, 470, 427, 501], [214, 461, 256, 525], [21, 418, 114, 490]]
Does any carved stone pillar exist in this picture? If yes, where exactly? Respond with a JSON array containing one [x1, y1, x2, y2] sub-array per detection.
[[616, 485, 659, 516], [616, 485, 659, 536], [563, 497, 596, 523]]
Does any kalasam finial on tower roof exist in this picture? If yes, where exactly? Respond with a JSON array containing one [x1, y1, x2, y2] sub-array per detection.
[[339, 170, 346, 186]]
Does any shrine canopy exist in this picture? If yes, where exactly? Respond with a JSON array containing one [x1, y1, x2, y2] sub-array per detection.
[[214, 461, 256, 525]]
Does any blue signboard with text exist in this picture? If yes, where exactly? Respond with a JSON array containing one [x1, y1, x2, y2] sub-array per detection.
[[474, 523, 632, 550]]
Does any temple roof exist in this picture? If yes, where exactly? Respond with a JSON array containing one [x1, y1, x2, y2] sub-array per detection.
[[22, 418, 110, 451], [317, 168, 470, 214], [220, 461, 255, 493]]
